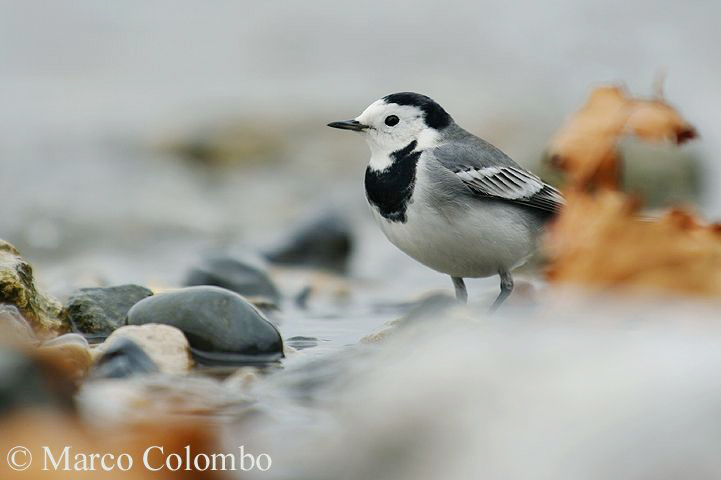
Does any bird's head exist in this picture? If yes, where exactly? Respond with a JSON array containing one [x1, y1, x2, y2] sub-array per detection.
[[328, 92, 453, 156]]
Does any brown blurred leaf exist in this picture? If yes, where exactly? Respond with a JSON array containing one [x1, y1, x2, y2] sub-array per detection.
[[0, 413, 220, 479], [624, 99, 697, 144], [548, 85, 697, 191], [545, 191, 721, 296]]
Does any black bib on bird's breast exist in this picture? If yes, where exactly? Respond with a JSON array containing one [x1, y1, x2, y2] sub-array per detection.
[[365, 141, 420, 223]]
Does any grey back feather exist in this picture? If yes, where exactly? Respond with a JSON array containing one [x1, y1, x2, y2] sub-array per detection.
[[431, 125, 564, 213]]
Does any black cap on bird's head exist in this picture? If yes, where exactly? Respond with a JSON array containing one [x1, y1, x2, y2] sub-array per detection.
[[380, 92, 452, 130]]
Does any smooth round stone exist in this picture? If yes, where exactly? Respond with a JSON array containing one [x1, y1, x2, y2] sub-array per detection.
[[127, 286, 284, 365], [89, 337, 159, 380], [183, 255, 281, 306], [98, 324, 192, 375], [64, 284, 153, 339]]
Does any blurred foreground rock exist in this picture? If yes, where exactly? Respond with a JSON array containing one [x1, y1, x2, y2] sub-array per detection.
[[0, 240, 64, 335], [128, 286, 284, 366], [0, 347, 75, 414], [64, 284, 153, 339]]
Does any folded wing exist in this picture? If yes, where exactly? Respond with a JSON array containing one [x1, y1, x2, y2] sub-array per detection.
[[432, 139, 564, 214], [455, 166, 564, 213]]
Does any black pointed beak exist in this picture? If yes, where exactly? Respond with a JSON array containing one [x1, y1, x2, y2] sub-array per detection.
[[327, 119, 369, 132]]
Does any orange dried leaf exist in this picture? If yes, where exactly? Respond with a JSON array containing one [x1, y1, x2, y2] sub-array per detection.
[[624, 99, 697, 144], [0, 413, 221, 479], [548, 85, 697, 191], [545, 191, 721, 297]]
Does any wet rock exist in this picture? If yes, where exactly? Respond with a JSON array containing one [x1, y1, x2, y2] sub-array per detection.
[[183, 255, 281, 306], [264, 211, 353, 273], [0, 304, 38, 346], [0, 240, 64, 334], [0, 347, 76, 414], [98, 324, 192, 375], [64, 284, 153, 339], [38, 334, 92, 383], [127, 286, 284, 366], [89, 338, 159, 380]]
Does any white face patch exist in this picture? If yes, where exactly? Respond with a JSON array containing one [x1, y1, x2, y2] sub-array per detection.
[[355, 100, 440, 169]]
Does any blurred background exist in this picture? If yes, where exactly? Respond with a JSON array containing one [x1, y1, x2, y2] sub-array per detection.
[[0, 0, 718, 298]]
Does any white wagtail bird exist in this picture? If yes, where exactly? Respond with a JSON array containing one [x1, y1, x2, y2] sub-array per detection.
[[328, 92, 564, 309]]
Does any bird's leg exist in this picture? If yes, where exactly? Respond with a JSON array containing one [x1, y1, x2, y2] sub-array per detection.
[[451, 276, 468, 303], [490, 270, 514, 312]]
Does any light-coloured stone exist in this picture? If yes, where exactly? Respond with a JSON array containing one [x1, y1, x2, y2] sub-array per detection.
[[98, 324, 193, 374], [38, 333, 92, 383]]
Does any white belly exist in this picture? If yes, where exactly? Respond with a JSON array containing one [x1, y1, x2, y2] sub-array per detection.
[[369, 193, 540, 279]]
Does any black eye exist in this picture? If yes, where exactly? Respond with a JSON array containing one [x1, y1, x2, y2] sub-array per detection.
[[384, 115, 399, 126]]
